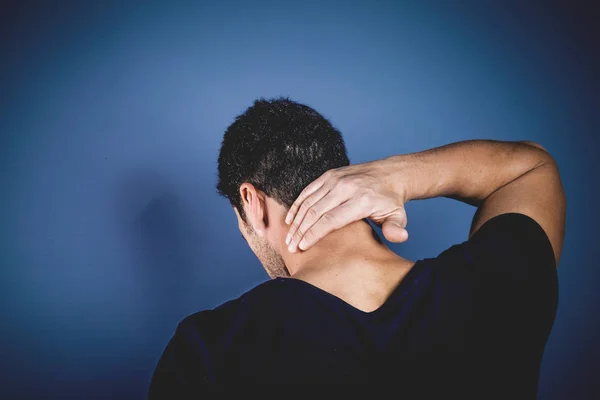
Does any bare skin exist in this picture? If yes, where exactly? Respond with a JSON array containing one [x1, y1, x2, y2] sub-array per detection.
[[234, 188, 415, 313]]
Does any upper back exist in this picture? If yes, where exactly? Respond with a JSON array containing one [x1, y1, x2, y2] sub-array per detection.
[[149, 213, 558, 396]]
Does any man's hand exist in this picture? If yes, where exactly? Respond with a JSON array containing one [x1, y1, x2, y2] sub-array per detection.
[[284, 159, 409, 253]]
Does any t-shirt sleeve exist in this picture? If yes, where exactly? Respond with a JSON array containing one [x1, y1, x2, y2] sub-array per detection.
[[148, 318, 213, 399], [453, 213, 559, 395], [455, 212, 558, 315], [461, 212, 557, 286]]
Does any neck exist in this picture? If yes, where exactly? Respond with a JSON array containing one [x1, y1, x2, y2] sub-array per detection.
[[282, 219, 405, 278], [280, 219, 415, 313]]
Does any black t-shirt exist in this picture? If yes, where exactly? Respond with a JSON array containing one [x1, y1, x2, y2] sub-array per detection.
[[148, 213, 558, 396]]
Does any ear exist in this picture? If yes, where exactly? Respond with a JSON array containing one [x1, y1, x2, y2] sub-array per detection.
[[239, 183, 267, 236]]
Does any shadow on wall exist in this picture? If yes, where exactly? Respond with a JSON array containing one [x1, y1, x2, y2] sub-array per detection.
[[114, 167, 200, 322]]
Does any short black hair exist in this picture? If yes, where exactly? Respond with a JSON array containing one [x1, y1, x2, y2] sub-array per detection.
[[216, 97, 350, 225]]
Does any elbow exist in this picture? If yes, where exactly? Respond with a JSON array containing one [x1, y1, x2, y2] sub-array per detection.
[[520, 140, 548, 153], [519, 141, 556, 166]]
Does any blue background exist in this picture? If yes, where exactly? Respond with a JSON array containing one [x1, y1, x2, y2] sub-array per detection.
[[1, 0, 598, 398]]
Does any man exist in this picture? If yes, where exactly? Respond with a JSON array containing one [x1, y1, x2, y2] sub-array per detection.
[[149, 97, 565, 396]]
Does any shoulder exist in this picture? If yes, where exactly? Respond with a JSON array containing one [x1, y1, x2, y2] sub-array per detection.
[[177, 279, 285, 339], [464, 212, 556, 274], [437, 213, 553, 264], [433, 212, 558, 300]]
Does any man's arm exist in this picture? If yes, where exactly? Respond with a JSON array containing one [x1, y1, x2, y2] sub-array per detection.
[[386, 139, 566, 267]]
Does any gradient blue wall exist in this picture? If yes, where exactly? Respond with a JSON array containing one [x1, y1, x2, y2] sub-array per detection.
[[1, 1, 598, 398]]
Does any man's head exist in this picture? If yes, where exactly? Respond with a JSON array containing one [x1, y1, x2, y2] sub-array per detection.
[[216, 97, 350, 278]]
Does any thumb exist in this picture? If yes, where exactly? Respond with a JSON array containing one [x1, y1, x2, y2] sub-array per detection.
[[381, 218, 408, 243]]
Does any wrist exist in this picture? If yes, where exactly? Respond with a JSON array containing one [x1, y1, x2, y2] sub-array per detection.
[[380, 154, 417, 204], [382, 152, 451, 203]]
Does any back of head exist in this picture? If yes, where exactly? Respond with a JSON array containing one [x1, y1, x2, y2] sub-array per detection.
[[216, 97, 350, 224]]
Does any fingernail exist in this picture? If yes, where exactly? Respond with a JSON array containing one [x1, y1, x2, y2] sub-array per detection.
[[285, 215, 291, 225], [288, 244, 296, 253], [285, 233, 291, 245], [298, 239, 306, 250]]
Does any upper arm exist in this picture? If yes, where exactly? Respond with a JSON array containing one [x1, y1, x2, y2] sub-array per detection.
[[468, 142, 566, 268]]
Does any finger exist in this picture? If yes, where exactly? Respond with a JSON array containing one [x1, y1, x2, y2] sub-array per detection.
[[285, 171, 330, 225], [295, 199, 369, 251], [286, 183, 332, 248], [382, 218, 409, 243]]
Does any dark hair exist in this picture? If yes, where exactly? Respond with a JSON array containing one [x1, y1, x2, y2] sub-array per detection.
[[216, 97, 350, 225]]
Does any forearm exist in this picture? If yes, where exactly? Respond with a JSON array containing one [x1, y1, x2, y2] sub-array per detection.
[[383, 139, 554, 207]]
